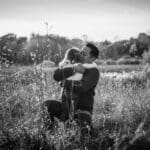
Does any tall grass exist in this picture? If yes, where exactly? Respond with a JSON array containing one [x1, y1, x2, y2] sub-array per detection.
[[0, 64, 150, 150]]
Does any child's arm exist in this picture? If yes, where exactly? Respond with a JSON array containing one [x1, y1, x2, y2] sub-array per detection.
[[65, 68, 99, 93], [53, 67, 75, 82]]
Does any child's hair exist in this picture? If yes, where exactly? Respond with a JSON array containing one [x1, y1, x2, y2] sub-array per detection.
[[59, 48, 81, 67]]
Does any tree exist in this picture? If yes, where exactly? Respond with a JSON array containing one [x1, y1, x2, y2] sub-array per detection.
[[0, 33, 17, 63], [129, 43, 137, 57], [136, 33, 150, 57]]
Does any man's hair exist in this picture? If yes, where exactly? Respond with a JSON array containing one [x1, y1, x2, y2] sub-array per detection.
[[86, 42, 99, 59]]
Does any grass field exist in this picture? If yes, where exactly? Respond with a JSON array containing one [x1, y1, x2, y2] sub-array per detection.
[[0, 64, 150, 150], [98, 64, 143, 72]]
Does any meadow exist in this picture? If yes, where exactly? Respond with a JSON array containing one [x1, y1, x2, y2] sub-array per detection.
[[0, 64, 150, 150]]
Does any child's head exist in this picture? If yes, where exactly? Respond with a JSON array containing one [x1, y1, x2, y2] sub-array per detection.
[[66, 48, 81, 63], [59, 48, 81, 67]]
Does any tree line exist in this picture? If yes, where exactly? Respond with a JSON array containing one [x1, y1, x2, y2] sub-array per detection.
[[0, 32, 150, 65]]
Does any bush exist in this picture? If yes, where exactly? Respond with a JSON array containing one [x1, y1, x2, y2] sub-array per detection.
[[95, 59, 105, 65], [117, 57, 143, 65], [103, 59, 117, 65], [38, 60, 55, 68]]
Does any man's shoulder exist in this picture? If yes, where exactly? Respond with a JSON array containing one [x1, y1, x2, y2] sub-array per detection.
[[85, 67, 99, 76], [85, 66, 99, 72]]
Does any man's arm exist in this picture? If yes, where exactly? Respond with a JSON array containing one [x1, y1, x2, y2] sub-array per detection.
[[65, 68, 99, 93], [53, 67, 75, 82]]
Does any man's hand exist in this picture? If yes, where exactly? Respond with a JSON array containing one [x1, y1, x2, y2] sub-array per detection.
[[74, 63, 85, 74]]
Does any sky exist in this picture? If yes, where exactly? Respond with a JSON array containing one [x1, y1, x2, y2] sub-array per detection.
[[0, 0, 150, 42]]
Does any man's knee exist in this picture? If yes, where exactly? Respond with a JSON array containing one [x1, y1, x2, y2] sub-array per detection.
[[42, 100, 62, 120]]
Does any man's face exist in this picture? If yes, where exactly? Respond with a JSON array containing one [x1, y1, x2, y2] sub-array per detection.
[[80, 46, 92, 63]]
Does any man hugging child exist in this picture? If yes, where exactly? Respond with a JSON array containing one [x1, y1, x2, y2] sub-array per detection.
[[58, 48, 97, 123]]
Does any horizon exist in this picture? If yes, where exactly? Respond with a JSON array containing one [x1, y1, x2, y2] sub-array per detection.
[[0, 31, 149, 43], [0, 0, 150, 42]]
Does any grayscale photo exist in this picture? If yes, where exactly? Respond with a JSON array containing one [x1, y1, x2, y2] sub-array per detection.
[[0, 0, 150, 149]]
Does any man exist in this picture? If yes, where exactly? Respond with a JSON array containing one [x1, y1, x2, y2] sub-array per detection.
[[53, 42, 99, 127]]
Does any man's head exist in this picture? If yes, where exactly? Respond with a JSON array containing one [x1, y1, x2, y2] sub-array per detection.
[[80, 42, 99, 63]]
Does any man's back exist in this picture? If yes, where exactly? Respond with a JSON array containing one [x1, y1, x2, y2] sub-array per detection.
[[54, 66, 99, 112], [72, 67, 99, 113]]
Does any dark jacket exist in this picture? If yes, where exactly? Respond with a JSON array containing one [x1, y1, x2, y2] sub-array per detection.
[[53, 66, 99, 113]]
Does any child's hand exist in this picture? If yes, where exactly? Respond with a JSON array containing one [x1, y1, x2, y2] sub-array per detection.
[[74, 63, 85, 74]]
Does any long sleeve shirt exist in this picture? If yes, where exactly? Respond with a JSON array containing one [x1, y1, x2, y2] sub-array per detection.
[[53, 66, 99, 113]]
